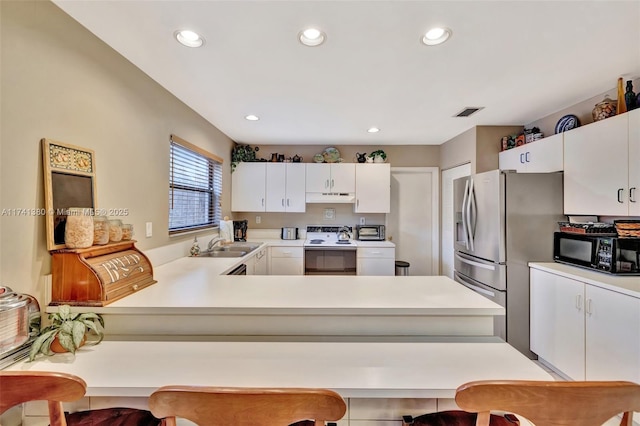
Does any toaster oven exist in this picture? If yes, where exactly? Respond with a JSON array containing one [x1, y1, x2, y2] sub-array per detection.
[[355, 225, 385, 241]]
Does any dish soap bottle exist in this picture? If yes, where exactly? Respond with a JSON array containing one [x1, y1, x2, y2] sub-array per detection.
[[190, 236, 200, 256], [625, 80, 637, 111]]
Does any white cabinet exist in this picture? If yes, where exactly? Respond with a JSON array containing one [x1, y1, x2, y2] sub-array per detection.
[[246, 247, 267, 275], [530, 269, 585, 379], [357, 247, 395, 276], [269, 246, 303, 275], [530, 268, 640, 383], [265, 163, 306, 212], [231, 163, 266, 212], [563, 109, 639, 215], [355, 164, 391, 213], [306, 163, 355, 193], [498, 133, 563, 173]]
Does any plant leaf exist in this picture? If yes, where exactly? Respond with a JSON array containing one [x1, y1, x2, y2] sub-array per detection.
[[42, 333, 58, 356], [78, 312, 105, 328], [28, 329, 57, 361], [60, 320, 74, 334], [58, 305, 71, 321], [81, 319, 104, 337], [57, 332, 76, 353], [71, 321, 86, 348]]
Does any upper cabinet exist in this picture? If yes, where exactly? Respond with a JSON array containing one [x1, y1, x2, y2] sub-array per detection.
[[499, 133, 563, 173], [265, 163, 306, 212], [355, 164, 390, 213], [232, 162, 266, 212], [306, 163, 355, 193], [563, 109, 639, 216]]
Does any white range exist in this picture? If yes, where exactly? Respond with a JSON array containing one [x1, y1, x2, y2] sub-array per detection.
[[303, 225, 357, 275]]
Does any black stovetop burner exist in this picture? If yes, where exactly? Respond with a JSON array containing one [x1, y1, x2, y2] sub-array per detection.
[[309, 239, 325, 244], [336, 240, 352, 244]]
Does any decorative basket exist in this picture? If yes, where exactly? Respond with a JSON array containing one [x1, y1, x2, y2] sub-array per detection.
[[614, 220, 640, 238]]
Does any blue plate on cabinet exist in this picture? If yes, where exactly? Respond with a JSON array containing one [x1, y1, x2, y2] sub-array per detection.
[[554, 114, 580, 134]]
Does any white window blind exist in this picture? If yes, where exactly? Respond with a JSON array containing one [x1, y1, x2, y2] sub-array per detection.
[[169, 135, 223, 234]]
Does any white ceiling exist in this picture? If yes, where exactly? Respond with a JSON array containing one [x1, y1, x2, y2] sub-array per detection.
[[52, 0, 640, 146]]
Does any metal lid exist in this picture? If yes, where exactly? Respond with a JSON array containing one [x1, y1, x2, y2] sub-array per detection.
[[0, 286, 31, 311]]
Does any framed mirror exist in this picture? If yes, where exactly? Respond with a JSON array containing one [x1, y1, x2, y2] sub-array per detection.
[[42, 138, 97, 251]]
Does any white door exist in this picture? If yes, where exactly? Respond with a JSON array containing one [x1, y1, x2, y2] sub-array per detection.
[[387, 167, 439, 276], [231, 162, 266, 212], [284, 163, 306, 212], [330, 163, 355, 193], [629, 109, 640, 216], [355, 163, 390, 213], [440, 163, 471, 279], [265, 163, 286, 212]]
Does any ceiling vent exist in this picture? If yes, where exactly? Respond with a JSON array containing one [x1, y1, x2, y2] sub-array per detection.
[[454, 107, 484, 117]]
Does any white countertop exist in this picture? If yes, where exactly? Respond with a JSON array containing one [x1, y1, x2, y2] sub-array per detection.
[[79, 257, 504, 316], [529, 262, 640, 298], [9, 341, 551, 398]]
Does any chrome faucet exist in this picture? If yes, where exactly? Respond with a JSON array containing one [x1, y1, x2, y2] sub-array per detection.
[[207, 237, 224, 251]]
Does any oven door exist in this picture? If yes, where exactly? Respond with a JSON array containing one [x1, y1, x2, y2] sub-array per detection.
[[304, 248, 357, 275]]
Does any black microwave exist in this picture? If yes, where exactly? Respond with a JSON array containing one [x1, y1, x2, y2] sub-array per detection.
[[553, 232, 640, 275]]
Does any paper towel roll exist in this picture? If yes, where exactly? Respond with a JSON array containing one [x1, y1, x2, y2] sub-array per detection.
[[220, 219, 233, 243]]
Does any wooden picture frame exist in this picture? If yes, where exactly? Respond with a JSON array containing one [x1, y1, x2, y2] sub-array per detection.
[[42, 138, 97, 251]]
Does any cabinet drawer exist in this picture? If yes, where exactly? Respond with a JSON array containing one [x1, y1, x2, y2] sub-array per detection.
[[349, 398, 436, 421], [357, 247, 395, 258], [270, 246, 303, 258]]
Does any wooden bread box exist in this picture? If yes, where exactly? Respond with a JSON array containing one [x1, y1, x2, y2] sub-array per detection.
[[50, 240, 156, 306]]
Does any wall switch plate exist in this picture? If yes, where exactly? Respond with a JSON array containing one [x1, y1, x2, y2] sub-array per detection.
[[360, 217, 366, 225], [145, 222, 152, 237], [256, 216, 261, 224]]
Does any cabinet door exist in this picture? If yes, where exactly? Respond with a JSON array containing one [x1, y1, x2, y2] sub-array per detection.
[[330, 163, 356, 193], [563, 113, 629, 215], [525, 133, 563, 173], [585, 284, 640, 383], [306, 164, 330, 192], [629, 109, 640, 216], [254, 249, 268, 275], [499, 145, 527, 172], [270, 258, 303, 275], [231, 163, 266, 212], [265, 163, 286, 212], [355, 164, 390, 213], [530, 269, 585, 380], [357, 258, 394, 276], [285, 163, 306, 212]]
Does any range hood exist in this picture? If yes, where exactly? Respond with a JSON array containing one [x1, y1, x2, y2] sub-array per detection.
[[306, 192, 356, 204]]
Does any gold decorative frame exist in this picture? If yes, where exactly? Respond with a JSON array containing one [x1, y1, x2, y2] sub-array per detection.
[[42, 138, 97, 251]]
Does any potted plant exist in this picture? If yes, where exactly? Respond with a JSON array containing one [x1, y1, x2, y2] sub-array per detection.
[[368, 150, 387, 163], [29, 305, 105, 361], [231, 144, 259, 172]]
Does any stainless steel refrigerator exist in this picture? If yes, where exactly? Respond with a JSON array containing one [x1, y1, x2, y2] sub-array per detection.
[[453, 169, 564, 358]]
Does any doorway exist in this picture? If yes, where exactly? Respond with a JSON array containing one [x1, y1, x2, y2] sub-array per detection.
[[386, 167, 439, 276], [440, 163, 471, 279]]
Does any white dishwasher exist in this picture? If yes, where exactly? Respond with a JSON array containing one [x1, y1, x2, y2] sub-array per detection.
[[356, 247, 395, 276]]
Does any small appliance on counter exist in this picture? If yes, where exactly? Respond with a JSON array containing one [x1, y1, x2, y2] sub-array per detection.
[[553, 232, 640, 275], [281, 227, 299, 240], [0, 286, 40, 369], [233, 220, 248, 242], [355, 224, 385, 241]]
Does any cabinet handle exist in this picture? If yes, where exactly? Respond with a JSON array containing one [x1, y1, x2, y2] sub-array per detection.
[[519, 153, 525, 164], [286, 199, 290, 207], [132, 284, 139, 291], [331, 179, 334, 188], [282, 199, 285, 207], [356, 199, 359, 207], [618, 188, 624, 203], [325, 179, 329, 189], [630, 187, 637, 203], [262, 198, 265, 206], [586, 298, 592, 315], [576, 294, 582, 311], [525, 152, 530, 163]]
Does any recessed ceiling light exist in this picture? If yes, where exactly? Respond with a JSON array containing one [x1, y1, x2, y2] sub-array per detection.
[[245, 115, 260, 121], [174, 30, 204, 48], [422, 27, 451, 46], [367, 127, 380, 133], [299, 28, 326, 47]]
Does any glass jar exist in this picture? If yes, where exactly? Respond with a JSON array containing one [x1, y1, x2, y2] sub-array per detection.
[[93, 215, 109, 245], [108, 219, 123, 242], [121, 224, 133, 241], [592, 96, 617, 121], [64, 207, 94, 248]]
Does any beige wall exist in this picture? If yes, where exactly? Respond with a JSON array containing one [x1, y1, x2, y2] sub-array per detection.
[[0, 1, 234, 301]]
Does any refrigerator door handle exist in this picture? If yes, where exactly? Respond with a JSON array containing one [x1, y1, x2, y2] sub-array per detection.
[[455, 273, 496, 298], [455, 253, 495, 271], [467, 178, 475, 251], [461, 179, 470, 250]]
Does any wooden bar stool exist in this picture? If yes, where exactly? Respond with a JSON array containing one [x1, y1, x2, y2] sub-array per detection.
[[148, 386, 347, 426]]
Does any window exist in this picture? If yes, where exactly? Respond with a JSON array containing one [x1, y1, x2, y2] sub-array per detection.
[[169, 134, 223, 234]]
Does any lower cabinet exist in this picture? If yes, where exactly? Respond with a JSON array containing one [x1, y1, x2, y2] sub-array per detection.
[[356, 247, 395, 276], [245, 247, 268, 275], [530, 268, 640, 382], [269, 246, 303, 275]]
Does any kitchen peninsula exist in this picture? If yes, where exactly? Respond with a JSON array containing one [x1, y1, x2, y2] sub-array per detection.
[[46, 241, 504, 342]]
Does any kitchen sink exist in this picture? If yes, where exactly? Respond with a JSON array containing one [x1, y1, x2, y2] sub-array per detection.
[[196, 242, 262, 258]]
